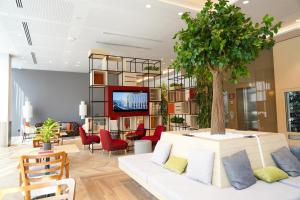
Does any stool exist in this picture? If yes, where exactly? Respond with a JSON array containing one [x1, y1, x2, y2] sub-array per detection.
[[134, 140, 152, 154]]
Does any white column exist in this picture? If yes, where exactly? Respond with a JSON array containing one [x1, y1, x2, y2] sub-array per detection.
[[0, 53, 11, 147]]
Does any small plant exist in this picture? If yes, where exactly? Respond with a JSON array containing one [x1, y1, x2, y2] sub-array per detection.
[[170, 83, 183, 88], [35, 118, 59, 143], [170, 116, 185, 124], [144, 66, 159, 71]]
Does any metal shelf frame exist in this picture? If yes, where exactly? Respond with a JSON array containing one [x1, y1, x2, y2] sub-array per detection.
[[88, 52, 163, 152]]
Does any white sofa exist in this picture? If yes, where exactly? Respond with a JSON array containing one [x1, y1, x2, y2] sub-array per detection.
[[119, 153, 300, 200], [118, 132, 300, 200]]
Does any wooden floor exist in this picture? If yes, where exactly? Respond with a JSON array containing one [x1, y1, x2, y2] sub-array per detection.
[[0, 137, 152, 200]]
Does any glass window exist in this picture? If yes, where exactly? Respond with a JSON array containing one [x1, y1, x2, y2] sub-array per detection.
[[285, 91, 300, 132]]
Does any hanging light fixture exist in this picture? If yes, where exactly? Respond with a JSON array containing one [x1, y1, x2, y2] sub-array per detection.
[[79, 101, 87, 119], [22, 101, 33, 123]]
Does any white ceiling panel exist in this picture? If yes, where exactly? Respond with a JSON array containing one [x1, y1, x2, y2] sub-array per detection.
[[0, 0, 299, 73]]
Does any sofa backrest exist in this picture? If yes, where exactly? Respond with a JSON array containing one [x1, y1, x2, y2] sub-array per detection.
[[160, 131, 288, 188]]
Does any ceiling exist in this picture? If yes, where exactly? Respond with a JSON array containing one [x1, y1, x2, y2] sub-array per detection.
[[0, 0, 299, 73]]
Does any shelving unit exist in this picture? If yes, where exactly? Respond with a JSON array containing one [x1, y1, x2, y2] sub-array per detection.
[[90, 70, 107, 87], [167, 68, 199, 131], [87, 50, 162, 151]]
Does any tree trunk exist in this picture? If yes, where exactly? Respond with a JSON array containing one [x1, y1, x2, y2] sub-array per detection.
[[211, 70, 225, 135]]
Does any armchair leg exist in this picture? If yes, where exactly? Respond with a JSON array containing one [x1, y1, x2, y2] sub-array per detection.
[[108, 151, 111, 158], [124, 149, 127, 155]]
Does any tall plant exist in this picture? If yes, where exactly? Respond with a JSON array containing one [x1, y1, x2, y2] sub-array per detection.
[[195, 70, 213, 128], [161, 83, 168, 126], [173, 0, 281, 134]]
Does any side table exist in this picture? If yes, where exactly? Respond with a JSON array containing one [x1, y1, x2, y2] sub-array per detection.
[[134, 140, 152, 154]]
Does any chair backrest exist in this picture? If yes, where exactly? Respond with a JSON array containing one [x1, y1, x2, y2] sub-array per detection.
[[20, 151, 67, 185], [79, 126, 88, 144], [154, 125, 164, 139], [135, 123, 145, 137], [0, 178, 75, 200], [100, 129, 113, 151], [19, 151, 67, 199]]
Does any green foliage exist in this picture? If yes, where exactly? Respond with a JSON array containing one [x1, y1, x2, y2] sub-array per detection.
[[170, 116, 185, 124], [195, 73, 213, 128], [172, 0, 281, 83], [170, 83, 183, 87], [144, 65, 159, 71], [161, 83, 168, 125], [36, 118, 59, 143]]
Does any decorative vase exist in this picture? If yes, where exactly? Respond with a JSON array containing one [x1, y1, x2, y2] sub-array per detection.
[[43, 142, 51, 150]]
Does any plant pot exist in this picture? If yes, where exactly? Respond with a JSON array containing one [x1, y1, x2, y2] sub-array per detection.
[[43, 142, 52, 150]]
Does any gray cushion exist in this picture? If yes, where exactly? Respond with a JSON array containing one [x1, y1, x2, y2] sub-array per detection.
[[222, 150, 256, 190], [271, 147, 300, 177], [290, 146, 300, 161]]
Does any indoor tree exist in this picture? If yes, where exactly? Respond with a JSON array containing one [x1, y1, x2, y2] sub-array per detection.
[[172, 0, 281, 134]]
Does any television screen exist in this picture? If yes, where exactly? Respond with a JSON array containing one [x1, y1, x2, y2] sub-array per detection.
[[112, 91, 148, 112]]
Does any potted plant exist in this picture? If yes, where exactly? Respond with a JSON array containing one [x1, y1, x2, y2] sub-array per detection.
[[170, 116, 185, 124], [172, 0, 281, 134], [169, 83, 183, 90], [143, 65, 160, 74], [35, 118, 59, 150]]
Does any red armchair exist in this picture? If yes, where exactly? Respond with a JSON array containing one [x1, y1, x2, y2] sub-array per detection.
[[125, 123, 146, 141], [100, 129, 128, 158], [79, 127, 100, 152], [141, 125, 164, 145]]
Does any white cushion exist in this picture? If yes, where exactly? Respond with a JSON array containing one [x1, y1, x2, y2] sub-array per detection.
[[147, 172, 300, 200], [151, 141, 172, 165], [280, 176, 300, 189], [118, 153, 169, 183], [186, 150, 215, 184]]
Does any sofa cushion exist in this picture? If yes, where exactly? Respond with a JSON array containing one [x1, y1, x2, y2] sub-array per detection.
[[254, 166, 288, 183], [186, 150, 215, 184], [118, 153, 169, 183], [151, 141, 172, 166], [290, 146, 300, 161], [222, 150, 256, 190], [272, 147, 300, 177], [147, 172, 300, 200], [280, 176, 300, 189], [164, 156, 187, 174]]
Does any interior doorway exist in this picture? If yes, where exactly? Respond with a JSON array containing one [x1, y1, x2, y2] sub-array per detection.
[[236, 87, 258, 131]]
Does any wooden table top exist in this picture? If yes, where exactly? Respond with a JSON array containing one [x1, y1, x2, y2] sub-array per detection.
[[10, 144, 80, 159]]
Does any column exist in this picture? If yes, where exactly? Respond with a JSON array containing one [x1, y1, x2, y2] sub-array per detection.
[[0, 53, 11, 147]]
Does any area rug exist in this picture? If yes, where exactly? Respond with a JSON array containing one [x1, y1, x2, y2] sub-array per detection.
[[80, 171, 158, 200]]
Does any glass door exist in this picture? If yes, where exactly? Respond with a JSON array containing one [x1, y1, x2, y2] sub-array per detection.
[[236, 87, 258, 131]]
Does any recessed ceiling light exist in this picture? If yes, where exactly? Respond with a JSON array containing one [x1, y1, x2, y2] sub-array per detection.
[[65, 61, 69, 65], [65, 50, 71, 53], [67, 36, 76, 41], [49, 60, 53, 64], [77, 61, 81, 64], [145, 4, 151, 8], [243, 0, 249, 4], [21, 56, 25, 59], [178, 12, 183, 16], [76, 64, 80, 67], [296, 19, 300, 22]]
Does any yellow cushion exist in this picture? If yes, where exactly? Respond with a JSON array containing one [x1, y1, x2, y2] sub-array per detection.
[[254, 166, 288, 183], [164, 156, 188, 174]]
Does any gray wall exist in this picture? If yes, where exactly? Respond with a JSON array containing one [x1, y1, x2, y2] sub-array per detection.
[[12, 69, 89, 136]]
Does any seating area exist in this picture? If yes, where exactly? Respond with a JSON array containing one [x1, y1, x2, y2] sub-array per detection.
[[1, 0, 300, 200], [119, 132, 300, 200]]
